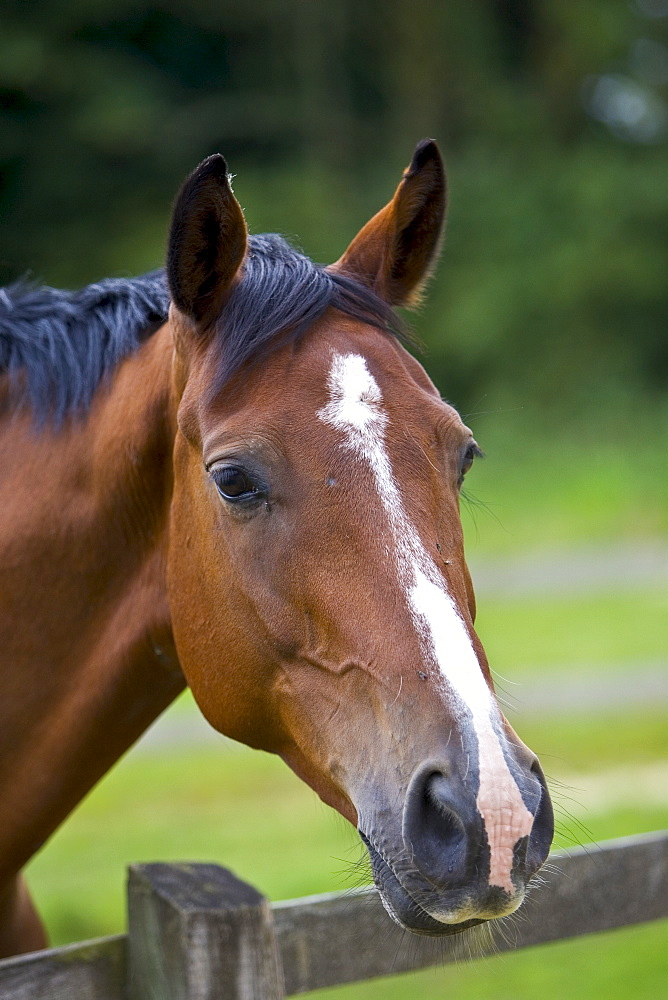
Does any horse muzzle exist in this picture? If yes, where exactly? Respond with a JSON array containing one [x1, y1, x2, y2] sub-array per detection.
[[358, 753, 554, 936]]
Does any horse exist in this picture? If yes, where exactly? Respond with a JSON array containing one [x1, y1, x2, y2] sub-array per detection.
[[0, 140, 553, 958]]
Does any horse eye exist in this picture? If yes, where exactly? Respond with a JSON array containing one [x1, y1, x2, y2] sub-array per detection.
[[213, 466, 262, 502], [458, 443, 482, 485]]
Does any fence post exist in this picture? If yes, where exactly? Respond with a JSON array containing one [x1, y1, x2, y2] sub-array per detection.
[[127, 863, 285, 1000]]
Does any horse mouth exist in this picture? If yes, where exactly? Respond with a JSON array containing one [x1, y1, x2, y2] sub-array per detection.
[[359, 832, 485, 937]]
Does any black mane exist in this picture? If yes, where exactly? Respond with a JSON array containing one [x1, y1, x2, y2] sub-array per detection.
[[0, 234, 403, 424], [0, 270, 169, 424]]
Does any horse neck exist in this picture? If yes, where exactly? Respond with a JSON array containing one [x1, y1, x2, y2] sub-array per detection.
[[0, 323, 185, 878], [52, 320, 180, 612], [50, 318, 183, 674]]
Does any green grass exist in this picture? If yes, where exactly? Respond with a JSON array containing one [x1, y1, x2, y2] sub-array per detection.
[[24, 735, 667, 997], [311, 921, 668, 1000], [25, 744, 357, 945], [19, 428, 668, 998], [25, 730, 667, 937], [476, 588, 667, 675], [459, 422, 668, 556], [519, 710, 668, 772]]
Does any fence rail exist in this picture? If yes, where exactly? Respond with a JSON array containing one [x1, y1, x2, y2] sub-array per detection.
[[1, 831, 666, 1000]]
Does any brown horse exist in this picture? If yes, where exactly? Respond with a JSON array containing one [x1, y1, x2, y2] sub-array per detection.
[[0, 141, 553, 958]]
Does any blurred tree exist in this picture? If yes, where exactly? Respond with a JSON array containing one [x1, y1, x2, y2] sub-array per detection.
[[0, 0, 665, 415]]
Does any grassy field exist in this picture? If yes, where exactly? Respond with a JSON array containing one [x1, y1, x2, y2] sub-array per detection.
[[477, 588, 665, 676], [24, 728, 668, 999], [22, 426, 668, 998]]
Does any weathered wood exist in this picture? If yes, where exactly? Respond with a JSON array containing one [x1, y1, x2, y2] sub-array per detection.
[[0, 934, 126, 1000], [127, 862, 285, 1000], [0, 832, 665, 999], [273, 830, 668, 994]]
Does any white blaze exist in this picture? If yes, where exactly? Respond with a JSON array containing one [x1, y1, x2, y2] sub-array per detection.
[[318, 352, 533, 894]]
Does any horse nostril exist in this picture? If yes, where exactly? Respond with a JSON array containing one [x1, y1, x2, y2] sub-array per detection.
[[425, 775, 467, 874], [525, 757, 554, 876], [427, 775, 467, 824], [403, 754, 554, 900], [403, 768, 479, 890]]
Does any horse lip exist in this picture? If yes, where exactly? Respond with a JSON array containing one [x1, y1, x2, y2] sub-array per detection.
[[359, 831, 485, 937]]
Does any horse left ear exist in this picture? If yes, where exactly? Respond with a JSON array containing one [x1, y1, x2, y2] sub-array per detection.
[[167, 154, 247, 329], [332, 139, 446, 307]]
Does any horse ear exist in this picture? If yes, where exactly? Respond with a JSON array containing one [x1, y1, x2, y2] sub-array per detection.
[[167, 154, 247, 327], [333, 139, 446, 307]]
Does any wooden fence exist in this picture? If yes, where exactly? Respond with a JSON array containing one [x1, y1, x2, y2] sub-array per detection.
[[0, 831, 666, 1000]]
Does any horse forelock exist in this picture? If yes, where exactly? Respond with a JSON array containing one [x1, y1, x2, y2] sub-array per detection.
[[205, 234, 407, 397]]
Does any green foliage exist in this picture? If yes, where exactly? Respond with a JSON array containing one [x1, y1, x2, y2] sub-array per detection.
[[1, 2, 666, 418], [422, 142, 668, 414]]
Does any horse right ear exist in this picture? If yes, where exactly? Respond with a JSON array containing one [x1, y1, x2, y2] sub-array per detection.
[[167, 154, 247, 329]]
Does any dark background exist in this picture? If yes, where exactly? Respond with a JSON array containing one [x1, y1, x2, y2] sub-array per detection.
[[1, 0, 666, 423]]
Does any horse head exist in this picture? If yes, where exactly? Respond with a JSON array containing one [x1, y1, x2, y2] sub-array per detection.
[[164, 141, 553, 935]]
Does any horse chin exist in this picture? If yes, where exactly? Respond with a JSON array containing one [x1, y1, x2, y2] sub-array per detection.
[[360, 833, 486, 937]]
